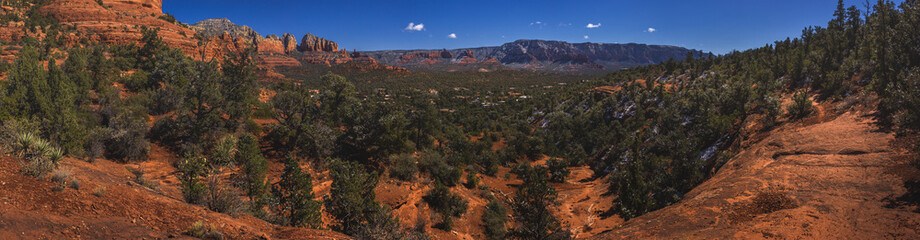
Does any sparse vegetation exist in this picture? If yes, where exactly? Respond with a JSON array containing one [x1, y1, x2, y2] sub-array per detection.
[[389, 153, 418, 181], [422, 182, 468, 230], [787, 90, 813, 120], [511, 165, 570, 239], [92, 186, 106, 197], [187, 221, 224, 240], [482, 199, 509, 240], [546, 158, 569, 183], [271, 157, 321, 228]]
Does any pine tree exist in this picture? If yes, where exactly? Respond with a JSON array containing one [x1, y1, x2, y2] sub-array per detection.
[[512, 165, 570, 239], [324, 159, 386, 235], [237, 134, 268, 203], [272, 157, 322, 228]]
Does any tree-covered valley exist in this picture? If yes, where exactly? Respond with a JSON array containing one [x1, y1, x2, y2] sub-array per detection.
[[2, 0, 920, 239]]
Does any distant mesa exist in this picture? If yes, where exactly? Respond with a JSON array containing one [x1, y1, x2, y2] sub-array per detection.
[[187, 18, 695, 73], [365, 39, 700, 72]]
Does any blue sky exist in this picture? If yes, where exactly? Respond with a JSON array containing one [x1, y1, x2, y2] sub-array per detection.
[[164, 0, 882, 54]]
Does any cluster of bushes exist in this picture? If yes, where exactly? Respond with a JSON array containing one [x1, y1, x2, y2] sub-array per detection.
[[422, 183, 468, 230]]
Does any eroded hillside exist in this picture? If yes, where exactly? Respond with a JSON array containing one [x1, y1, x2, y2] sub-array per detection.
[[593, 97, 920, 239]]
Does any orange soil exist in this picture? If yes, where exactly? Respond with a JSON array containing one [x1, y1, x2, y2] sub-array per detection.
[[374, 154, 617, 239], [592, 101, 920, 239], [0, 146, 349, 239]]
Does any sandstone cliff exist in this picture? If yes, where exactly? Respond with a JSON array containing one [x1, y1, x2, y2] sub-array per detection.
[[298, 33, 340, 52], [40, 0, 198, 56], [282, 33, 297, 54]]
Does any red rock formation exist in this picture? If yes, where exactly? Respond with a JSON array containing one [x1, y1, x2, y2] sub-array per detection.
[[399, 51, 450, 64], [40, 0, 199, 56], [298, 33, 338, 52], [258, 55, 301, 68], [257, 35, 284, 55], [282, 33, 297, 54], [196, 32, 250, 62], [454, 50, 478, 64], [440, 49, 452, 59]]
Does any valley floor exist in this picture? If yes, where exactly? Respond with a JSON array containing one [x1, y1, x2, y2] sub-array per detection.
[[593, 107, 920, 239]]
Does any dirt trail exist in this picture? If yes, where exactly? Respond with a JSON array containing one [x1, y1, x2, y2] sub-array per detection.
[[594, 110, 920, 239]]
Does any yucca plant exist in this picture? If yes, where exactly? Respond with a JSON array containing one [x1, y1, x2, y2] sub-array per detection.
[[8, 132, 64, 178]]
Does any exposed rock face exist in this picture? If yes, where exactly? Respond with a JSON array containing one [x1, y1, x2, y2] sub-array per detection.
[[282, 33, 297, 54], [258, 55, 301, 68], [40, 0, 198, 56], [365, 39, 698, 72], [191, 18, 263, 44], [257, 37, 285, 55], [298, 33, 339, 52], [440, 49, 452, 59], [453, 50, 478, 64]]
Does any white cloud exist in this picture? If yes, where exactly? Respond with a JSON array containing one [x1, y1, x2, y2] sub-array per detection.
[[584, 35, 590, 39], [645, 27, 656, 33], [586, 23, 602, 28], [530, 21, 544, 26], [447, 33, 457, 39], [404, 22, 425, 31]]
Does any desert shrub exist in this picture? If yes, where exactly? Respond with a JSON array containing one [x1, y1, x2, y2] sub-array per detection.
[[92, 186, 106, 197], [389, 153, 418, 181], [122, 70, 150, 92], [464, 171, 479, 189], [105, 117, 150, 162], [187, 221, 224, 240], [478, 150, 500, 176], [760, 95, 782, 130], [50, 169, 70, 191], [482, 199, 509, 240], [787, 90, 813, 119], [892, 68, 920, 130], [8, 132, 63, 178], [158, 13, 178, 24], [127, 167, 157, 190], [546, 158, 570, 183], [423, 183, 468, 230], [70, 178, 81, 190], [210, 135, 238, 167], [418, 150, 461, 186], [84, 128, 109, 163], [178, 155, 209, 204], [432, 164, 462, 187], [205, 176, 244, 215]]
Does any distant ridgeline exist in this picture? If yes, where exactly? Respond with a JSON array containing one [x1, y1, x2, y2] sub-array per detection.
[[364, 40, 702, 72]]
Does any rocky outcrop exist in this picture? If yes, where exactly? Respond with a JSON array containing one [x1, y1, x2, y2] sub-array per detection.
[[365, 39, 698, 72], [191, 18, 263, 43], [258, 55, 301, 68], [39, 0, 198, 56], [282, 33, 297, 54], [453, 50, 478, 64], [257, 34, 285, 55], [298, 33, 339, 52]]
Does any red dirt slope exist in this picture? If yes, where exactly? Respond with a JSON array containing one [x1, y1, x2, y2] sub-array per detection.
[[592, 109, 920, 239], [0, 153, 350, 239]]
